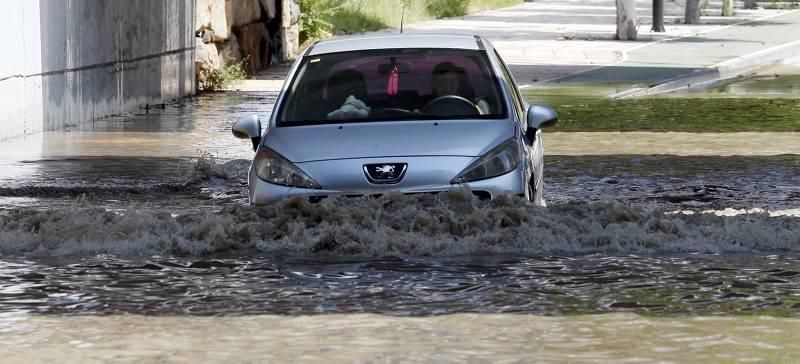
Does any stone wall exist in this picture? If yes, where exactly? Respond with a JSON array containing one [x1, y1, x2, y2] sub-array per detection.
[[195, 0, 300, 89], [0, 0, 196, 141]]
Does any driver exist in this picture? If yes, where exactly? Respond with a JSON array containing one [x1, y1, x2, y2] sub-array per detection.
[[432, 62, 463, 98], [430, 62, 491, 114]]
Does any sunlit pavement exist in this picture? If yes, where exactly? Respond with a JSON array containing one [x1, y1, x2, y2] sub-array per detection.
[[238, 0, 797, 93]]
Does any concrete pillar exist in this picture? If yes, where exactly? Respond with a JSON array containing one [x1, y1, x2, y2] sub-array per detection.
[[0, 0, 196, 141]]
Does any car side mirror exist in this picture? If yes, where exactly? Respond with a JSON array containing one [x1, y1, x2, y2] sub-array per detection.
[[526, 105, 558, 130], [232, 114, 262, 151]]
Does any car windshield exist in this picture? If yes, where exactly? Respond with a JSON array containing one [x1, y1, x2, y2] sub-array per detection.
[[277, 48, 507, 126]]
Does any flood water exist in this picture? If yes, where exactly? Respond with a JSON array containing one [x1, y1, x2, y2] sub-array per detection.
[[1, 90, 799, 362]]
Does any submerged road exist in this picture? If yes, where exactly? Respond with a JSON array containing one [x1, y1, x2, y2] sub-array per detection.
[[0, 91, 798, 212], [1, 15, 800, 359]]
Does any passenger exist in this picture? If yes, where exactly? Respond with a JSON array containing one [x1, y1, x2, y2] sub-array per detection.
[[325, 69, 370, 120], [429, 62, 491, 114], [432, 62, 464, 98]]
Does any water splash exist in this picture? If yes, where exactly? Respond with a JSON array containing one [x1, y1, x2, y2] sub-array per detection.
[[1, 191, 798, 258]]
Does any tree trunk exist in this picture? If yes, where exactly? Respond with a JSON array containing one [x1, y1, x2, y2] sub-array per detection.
[[685, 0, 701, 24], [722, 0, 735, 16], [652, 0, 666, 32], [616, 0, 638, 40]]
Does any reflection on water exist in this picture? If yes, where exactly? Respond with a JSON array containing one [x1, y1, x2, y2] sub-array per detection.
[[701, 63, 800, 96], [0, 92, 277, 161], [1, 255, 799, 316], [712, 74, 800, 96], [1, 313, 798, 362]]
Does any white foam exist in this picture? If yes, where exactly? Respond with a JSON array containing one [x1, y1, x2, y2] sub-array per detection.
[[670, 208, 800, 217]]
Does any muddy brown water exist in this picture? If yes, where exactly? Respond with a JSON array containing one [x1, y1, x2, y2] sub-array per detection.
[[0, 91, 799, 362]]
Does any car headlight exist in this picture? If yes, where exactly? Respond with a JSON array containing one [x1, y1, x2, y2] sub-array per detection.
[[253, 147, 321, 189], [451, 138, 521, 184]]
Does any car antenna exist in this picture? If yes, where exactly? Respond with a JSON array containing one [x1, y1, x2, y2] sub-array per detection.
[[400, 0, 407, 33]]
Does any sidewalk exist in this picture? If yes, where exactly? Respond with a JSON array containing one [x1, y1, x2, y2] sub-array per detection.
[[548, 10, 800, 97], [385, 0, 793, 85], [239, 0, 797, 94]]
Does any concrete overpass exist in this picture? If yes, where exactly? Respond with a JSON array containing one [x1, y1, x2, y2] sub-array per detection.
[[0, 0, 196, 141]]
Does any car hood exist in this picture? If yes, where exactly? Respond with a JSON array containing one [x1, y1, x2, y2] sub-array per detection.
[[264, 119, 517, 162]]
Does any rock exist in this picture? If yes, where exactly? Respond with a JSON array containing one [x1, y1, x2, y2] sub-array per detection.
[[196, 0, 213, 31], [210, 0, 230, 41], [196, 39, 223, 90], [202, 29, 215, 44], [238, 23, 267, 73], [278, 0, 300, 61], [196, 40, 222, 70], [260, 0, 277, 20], [281, 25, 299, 61], [226, 0, 262, 28], [216, 33, 243, 66], [283, 0, 301, 27], [268, 30, 282, 64], [260, 25, 274, 65]]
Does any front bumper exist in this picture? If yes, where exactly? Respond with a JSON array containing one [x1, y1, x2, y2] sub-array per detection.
[[248, 156, 526, 205]]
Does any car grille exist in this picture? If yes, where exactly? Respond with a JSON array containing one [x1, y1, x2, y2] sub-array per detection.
[[308, 190, 492, 203]]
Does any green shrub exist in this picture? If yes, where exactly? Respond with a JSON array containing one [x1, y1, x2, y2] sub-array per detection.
[[426, 0, 470, 18], [317, 0, 522, 33], [326, 8, 388, 34], [297, 0, 340, 44], [468, 0, 522, 12], [198, 59, 248, 91], [324, 0, 431, 31]]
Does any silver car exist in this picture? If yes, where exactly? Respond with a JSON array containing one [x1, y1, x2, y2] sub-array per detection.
[[233, 34, 557, 206]]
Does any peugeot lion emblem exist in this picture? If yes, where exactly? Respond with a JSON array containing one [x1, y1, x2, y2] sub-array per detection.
[[364, 163, 407, 184], [375, 165, 396, 178]]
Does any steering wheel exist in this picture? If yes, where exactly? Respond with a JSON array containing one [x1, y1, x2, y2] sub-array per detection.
[[421, 95, 480, 117], [371, 108, 413, 118]]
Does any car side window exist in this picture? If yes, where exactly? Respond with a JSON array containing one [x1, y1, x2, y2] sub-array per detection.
[[493, 50, 524, 122]]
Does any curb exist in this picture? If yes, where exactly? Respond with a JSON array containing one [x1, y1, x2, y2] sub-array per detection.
[[613, 39, 800, 98]]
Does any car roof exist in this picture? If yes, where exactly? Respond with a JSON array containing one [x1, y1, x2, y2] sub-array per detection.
[[308, 34, 483, 56]]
